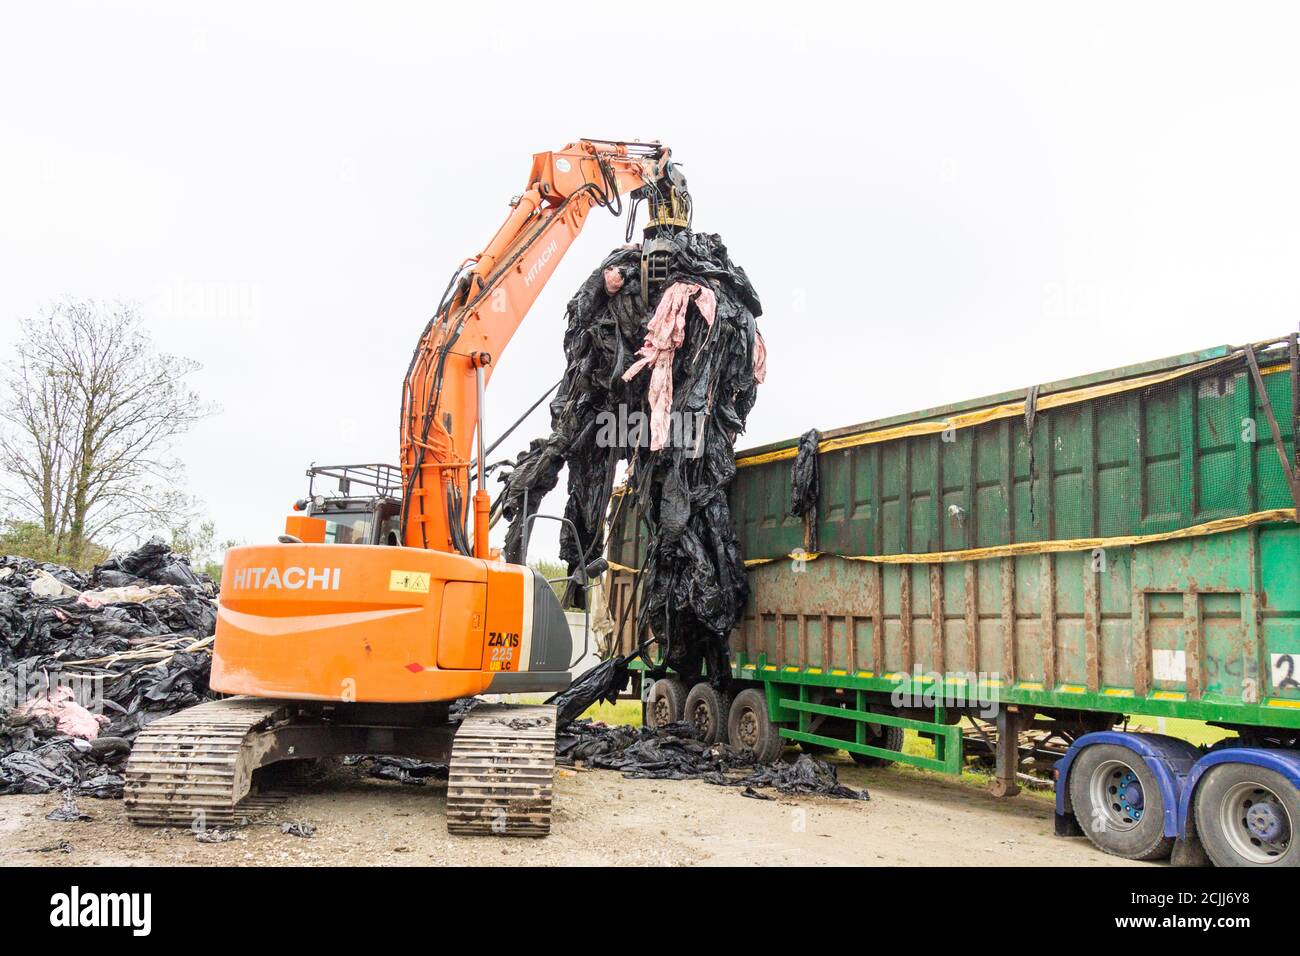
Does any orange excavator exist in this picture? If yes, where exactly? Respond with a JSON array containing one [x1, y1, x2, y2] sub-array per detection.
[[122, 140, 692, 836]]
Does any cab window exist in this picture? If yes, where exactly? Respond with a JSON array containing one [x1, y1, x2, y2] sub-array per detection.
[[322, 511, 374, 545]]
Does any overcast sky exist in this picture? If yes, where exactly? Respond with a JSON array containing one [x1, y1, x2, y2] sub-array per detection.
[[2, 2, 1298, 561]]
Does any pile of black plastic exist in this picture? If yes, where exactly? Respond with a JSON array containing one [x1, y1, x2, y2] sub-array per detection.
[[499, 230, 764, 687], [0, 538, 216, 798], [557, 719, 868, 801], [790, 428, 821, 553], [343, 754, 449, 786]]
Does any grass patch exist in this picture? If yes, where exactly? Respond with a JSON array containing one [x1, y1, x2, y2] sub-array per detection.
[[579, 699, 643, 726], [1119, 715, 1232, 747], [889, 730, 1054, 799], [496, 695, 642, 726]]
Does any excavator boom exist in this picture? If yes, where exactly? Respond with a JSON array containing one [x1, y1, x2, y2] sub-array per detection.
[[400, 139, 687, 556]]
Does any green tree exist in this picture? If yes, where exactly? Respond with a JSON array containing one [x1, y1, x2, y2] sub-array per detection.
[[0, 518, 109, 569], [169, 519, 240, 581]]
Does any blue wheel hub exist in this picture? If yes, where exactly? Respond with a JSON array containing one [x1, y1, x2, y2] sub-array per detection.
[[1246, 802, 1286, 843], [1118, 772, 1144, 820]]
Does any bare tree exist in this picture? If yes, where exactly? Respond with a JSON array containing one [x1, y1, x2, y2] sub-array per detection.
[[0, 299, 214, 560]]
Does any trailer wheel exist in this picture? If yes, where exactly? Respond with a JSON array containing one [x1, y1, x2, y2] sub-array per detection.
[[1194, 763, 1297, 867], [645, 677, 688, 730], [850, 724, 905, 768], [728, 689, 783, 763], [684, 683, 730, 745], [1068, 744, 1173, 861]]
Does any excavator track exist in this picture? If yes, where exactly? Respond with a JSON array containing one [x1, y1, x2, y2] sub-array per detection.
[[446, 703, 556, 837], [124, 697, 289, 828]]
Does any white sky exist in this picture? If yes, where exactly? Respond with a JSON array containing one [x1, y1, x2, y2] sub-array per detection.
[[2, 1, 1298, 561]]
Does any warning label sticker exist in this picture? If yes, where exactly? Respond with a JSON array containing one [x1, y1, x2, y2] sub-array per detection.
[[389, 570, 431, 593]]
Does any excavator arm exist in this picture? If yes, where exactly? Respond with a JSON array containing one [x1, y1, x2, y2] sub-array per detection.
[[399, 139, 689, 557]]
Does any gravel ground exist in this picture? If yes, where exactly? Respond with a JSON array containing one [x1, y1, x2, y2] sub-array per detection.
[[0, 757, 1143, 867]]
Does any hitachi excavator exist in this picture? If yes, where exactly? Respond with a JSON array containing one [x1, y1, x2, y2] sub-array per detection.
[[123, 140, 692, 836]]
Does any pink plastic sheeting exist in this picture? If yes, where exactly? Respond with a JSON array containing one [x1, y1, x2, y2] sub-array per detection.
[[621, 282, 718, 450], [753, 330, 767, 384], [19, 686, 109, 740], [602, 267, 624, 295]]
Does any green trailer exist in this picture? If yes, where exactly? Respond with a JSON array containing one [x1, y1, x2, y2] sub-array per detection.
[[603, 334, 1300, 866]]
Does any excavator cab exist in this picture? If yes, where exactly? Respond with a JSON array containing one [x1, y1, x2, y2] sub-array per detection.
[[285, 463, 403, 546]]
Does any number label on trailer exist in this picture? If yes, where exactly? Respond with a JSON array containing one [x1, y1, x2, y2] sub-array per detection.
[[1273, 653, 1299, 691]]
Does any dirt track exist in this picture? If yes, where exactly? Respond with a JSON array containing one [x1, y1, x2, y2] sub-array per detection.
[[0, 757, 1142, 867]]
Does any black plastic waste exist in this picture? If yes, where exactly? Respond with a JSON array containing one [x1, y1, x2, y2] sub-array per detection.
[[93, 535, 207, 589], [733, 753, 868, 800], [556, 719, 868, 801], [790, 428, 821, 553], [546, 655, 631, 724], [45, 790, 91, 822], [498, 230, 764, 687], [343, 754, 449, 786], [0, 541, 218, 798]]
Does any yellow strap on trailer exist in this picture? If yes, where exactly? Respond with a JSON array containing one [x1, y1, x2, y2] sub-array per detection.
[[738, 508, 1296, 567], [736, 356, 1287, 469]]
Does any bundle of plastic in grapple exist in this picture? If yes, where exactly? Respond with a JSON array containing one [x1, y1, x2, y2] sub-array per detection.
[[498, 230, 764, 687]]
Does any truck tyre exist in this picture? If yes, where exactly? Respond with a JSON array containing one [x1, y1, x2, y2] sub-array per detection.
[[684, 683, 730, 745], [646, 677, 689, 730], [728, 688, 783, 763], [1194, 763, 1298, 867], [850, 724, 905, 768], [1068, 744, 1173, 861]]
